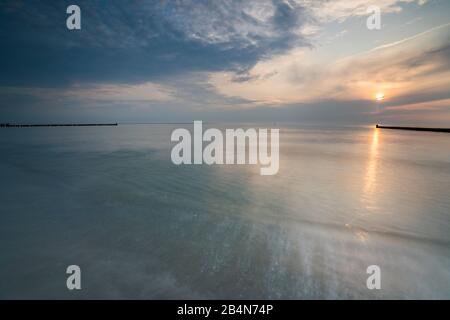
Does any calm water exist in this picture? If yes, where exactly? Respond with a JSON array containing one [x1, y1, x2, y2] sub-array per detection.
[[0, 124, 449, 299]]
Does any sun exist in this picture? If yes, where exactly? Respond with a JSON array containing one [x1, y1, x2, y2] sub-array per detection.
[[375, 93, 385, 101]]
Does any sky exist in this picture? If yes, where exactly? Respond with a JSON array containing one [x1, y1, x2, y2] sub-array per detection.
[[0, 0, 449, 125]]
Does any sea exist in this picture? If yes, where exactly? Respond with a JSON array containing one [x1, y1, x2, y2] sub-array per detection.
[[0, 124, 449, 299]]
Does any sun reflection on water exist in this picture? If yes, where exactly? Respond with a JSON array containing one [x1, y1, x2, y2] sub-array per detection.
[[346, 128, 381, 241], [363, 128, 380, 205]]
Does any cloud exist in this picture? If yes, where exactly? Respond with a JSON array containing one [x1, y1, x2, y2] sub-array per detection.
[[209, 23, 450, 106], [298, 0, 426, 23], [0, 0, 447, 125], [65, 82, 175, 103], [0, 0, 429, 87], [0, 81, 176, 124], [1, 82, 174, 101], [0, 0, 309, 86], [378, 98, 450, 126], [384, 98, 450, 112]]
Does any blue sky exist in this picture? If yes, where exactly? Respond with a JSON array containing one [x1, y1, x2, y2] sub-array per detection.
[[0, 0, 449, 125]]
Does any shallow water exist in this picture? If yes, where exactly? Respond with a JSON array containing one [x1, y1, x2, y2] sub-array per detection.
[[0, 124, 449, 299]]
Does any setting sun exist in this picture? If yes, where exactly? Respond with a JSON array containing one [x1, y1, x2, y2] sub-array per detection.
[[375, 93, 385, 101]]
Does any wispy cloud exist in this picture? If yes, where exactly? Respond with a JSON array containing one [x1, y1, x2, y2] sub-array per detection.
[[299, 0, 427, 22], [0, 82, 175, 106], [209, 23, 450, 106]]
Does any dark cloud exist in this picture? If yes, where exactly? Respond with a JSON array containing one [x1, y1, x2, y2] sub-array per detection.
[[0, 0, 308, 86]]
